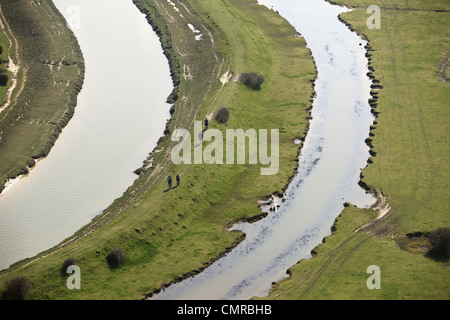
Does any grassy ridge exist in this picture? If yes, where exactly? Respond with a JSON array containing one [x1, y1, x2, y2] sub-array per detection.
[[0, 0, 84, 193], [264, 0, 450, 299], [0, 0, 315, 299]]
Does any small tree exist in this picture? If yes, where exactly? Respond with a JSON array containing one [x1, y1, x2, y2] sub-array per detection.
[[215, 107, 229, 124], [239, 72, 265, 90], [106, 248, 127, 268], [0, 73, 8, 86], [3, 276, 32, 300], [427, 227, 450, 260], [61, 258, 76, 275]]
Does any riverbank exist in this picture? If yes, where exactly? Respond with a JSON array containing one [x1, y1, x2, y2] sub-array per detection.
[[0, 0, 316, 299], [263, 0, 449, 299], [0, 0, 85, 195]]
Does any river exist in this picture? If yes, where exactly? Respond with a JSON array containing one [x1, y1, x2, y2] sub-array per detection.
[[0, 0, 172, 271], [150, 0, 376, 300]]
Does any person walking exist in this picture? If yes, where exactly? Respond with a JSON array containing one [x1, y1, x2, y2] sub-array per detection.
[[204, 117, 209, 131], [176, 173, 180, 186], [168, 176, 172, 189]]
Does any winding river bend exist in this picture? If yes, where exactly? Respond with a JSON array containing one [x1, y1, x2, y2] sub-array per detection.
[[151, 0, 376, 300], [0, 0, 172, 271]]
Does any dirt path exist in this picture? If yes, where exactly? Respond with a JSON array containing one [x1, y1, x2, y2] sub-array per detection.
[[0, 4, 21, 115]]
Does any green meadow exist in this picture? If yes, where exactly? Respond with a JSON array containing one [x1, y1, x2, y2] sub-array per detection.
[[264, 0, 450, 300], [0, 0, 316, 299], [0, 0, 84, 193]]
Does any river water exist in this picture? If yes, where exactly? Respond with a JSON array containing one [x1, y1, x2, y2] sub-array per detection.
[[0, 0, 172, 271], [151, 0, 376, 300]]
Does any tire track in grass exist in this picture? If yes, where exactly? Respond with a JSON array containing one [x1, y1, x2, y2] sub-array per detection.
[[299, 206, 397, 299], [0, 4, 22, 117], [48, 0, 225, 251]]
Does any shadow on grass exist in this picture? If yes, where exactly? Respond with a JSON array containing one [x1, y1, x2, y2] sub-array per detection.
[[163, 185, 179, 193]]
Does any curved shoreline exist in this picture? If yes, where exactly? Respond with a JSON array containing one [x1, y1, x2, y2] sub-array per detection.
[[0, 1, 85, 195], [1, 0, 318, 299], [0, 0, 206, 273]]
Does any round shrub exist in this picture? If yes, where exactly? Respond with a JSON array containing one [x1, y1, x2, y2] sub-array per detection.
[[0, 73, 8, 86], [215, 107, 229, 124], [106, 248, 127, 268], [3, 276, 32, 300]]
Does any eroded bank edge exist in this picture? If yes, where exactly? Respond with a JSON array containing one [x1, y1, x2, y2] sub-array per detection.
[[0, 1, 85, 195]]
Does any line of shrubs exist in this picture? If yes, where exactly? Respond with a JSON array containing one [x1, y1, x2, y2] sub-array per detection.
[[1, 247, 128, 299]]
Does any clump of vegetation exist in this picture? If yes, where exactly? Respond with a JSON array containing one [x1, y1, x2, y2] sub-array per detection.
[[61, 258, 77, 275], [0, 73, 8, 86], [106, 248, 127, 268], [239, 72, 265, 90], [427, 227, 450, 261], [215, 107, 229, 124], [2, 276, 32, 300]]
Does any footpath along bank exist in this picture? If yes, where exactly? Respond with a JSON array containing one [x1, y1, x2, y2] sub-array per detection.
[[0, 0, 316, 300]]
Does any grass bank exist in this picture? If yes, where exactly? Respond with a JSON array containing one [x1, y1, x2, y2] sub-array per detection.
[[263, 0, 449, 300], [0, 0, 315, 299], [0, 0, 85, 194], [0, 27, 13, 107]]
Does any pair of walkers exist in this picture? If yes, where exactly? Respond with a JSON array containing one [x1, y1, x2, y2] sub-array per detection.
[[167, 173, 180, 189], [167, 117, 207, 190]]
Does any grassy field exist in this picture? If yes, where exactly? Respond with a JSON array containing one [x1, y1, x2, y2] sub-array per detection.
[[0, 0, 84, 193], [263, 0, 450, 300], [0, 0, 316, 299]]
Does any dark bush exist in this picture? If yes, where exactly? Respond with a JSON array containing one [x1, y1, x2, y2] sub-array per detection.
[[3, 276, 32, 300], [239, 72, 265, 90], [0, 73, 8, 86], [0, 45, 3, 55], [427, 227, 450, 261], [106, 248, 127, 268], [61, 258, 76, 275], [215, 107, 229, 124]]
